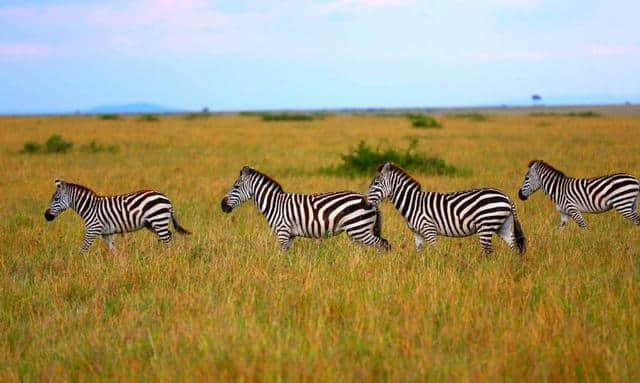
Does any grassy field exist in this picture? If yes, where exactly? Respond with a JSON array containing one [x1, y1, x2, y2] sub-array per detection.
[[1, 112, 639, 381]]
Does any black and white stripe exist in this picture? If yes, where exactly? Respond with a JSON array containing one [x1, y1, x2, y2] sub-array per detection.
[[221, 166, 390, 251], [518, 160, 640, 227], [44, 179, 191, 252], [366, 162, 525, 255]]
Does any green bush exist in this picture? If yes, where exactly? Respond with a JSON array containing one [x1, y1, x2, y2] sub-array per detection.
[[184, 112, 211, 120], [450, 113, 488, 122], [98, 114, 120, 120], [44, 134, 73, 153], [20, 141, 42, 154], [407, 114, 442, 128], [79, 141, 119, 153], [321, 140, 464, 177], [567, 111, 600, 117], [138, 114, 159, 122]]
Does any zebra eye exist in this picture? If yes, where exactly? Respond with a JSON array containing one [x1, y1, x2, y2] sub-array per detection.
[[54, 197, 60, 201]]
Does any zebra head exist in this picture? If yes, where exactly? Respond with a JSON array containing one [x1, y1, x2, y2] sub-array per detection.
[[367, 162, 394, 206], [518, 160, 542, 201], [221, 166, 254, 213], [45, 179, 71, 221]]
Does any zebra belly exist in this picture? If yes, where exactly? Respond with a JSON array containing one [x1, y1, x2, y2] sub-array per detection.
[[435, 224, 475, 237]]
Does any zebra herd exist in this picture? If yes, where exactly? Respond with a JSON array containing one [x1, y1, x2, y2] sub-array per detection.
[[45, 160, 640, 254]]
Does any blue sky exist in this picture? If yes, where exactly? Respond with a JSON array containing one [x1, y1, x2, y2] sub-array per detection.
[[1, 0, 639, 113]]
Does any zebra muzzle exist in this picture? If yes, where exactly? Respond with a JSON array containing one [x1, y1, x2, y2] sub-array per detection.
[[44, 210, 55, 221], [221, 197, 233, 213], [518, 190, 528, 201]]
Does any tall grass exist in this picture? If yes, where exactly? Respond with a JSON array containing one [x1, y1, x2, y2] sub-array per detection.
[[1, 113, 639, 382]]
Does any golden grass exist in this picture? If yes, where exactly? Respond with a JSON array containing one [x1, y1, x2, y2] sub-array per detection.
[[1, 113, 639, 381]]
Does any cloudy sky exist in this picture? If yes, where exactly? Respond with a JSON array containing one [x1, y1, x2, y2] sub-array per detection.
[[1, 0, 639, 113]]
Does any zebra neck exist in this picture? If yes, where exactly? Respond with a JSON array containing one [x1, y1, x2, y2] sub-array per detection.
[[538, 169, 568, 203], [251, 177, 284, 221], [68, 186, 99, 223], [390, 177, 421, 218]]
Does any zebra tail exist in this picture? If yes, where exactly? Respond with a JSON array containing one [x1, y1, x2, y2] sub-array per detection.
[[171, 210, 192, 235], [513, 213, 526, 256]]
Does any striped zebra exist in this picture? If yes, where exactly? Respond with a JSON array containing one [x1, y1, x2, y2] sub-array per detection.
[[44, 179, 191, 252], [221, 166, 390, 251], [518, 160, 640, 227], [366, 163, 525, 255]]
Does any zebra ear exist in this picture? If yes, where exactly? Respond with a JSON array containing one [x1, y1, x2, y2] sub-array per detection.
[[54, 179, 66, 188], [241, 166, 253, 176], [378, 162, 392, 174]]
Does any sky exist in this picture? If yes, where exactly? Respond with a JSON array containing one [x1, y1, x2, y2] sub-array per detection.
[[1, 0, 639, 113]]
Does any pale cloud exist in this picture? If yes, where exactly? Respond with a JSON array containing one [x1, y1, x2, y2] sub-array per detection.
[[467, 44, 638, 61], [0, 42, 50, 58]]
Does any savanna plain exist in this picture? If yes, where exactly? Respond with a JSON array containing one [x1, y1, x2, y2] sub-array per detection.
[[1, 112, 639, 382]]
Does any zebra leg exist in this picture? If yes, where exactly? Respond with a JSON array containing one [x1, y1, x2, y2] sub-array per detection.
[[498, 215, 515, 248], [414, 233, 425, 251], [476, 229, 495, 255], [612, 199, 640, 225], [147, 219, 173, 244], [276, 230, 294, 251], [347, 228, 390, 251], [567, 208, 587, 228], [559, 212, 570, 228], [415, 224, 437, 251], [80, 224, 101, 253], [102, 234, 116, 251]]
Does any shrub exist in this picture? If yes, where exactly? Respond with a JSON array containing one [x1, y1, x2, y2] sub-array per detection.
[[321, 140, 464, 177], [407, 114, 442, 128], [98, 114, 120, 120], [450, 113, 488, 122], [138, 114, 159, 122], [184, 112, 211, 120], [567, 111, 601, 117], [79, 141, 119, 153], [21, 141, 42, 154], [44, 134, 73, 153]]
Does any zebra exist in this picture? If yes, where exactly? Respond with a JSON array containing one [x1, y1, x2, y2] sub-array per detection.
[[44, 179, 191, 252], [221, 166, 390, 251], [518, 160, 640, 228], [366, 162, 525, 255]]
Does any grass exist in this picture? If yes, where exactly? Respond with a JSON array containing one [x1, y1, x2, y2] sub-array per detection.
[[1, 113, 640, 381], [320, 139, 463, 177]]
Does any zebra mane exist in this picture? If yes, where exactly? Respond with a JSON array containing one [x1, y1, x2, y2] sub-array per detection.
[[385, 163, 422, 189], [65, 182, 99, 196], [251, 169, 284, 193], [530, 160, 566, 177]]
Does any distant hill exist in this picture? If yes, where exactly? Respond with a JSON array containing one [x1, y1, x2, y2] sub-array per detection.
[[83, 103, 187, 114]]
